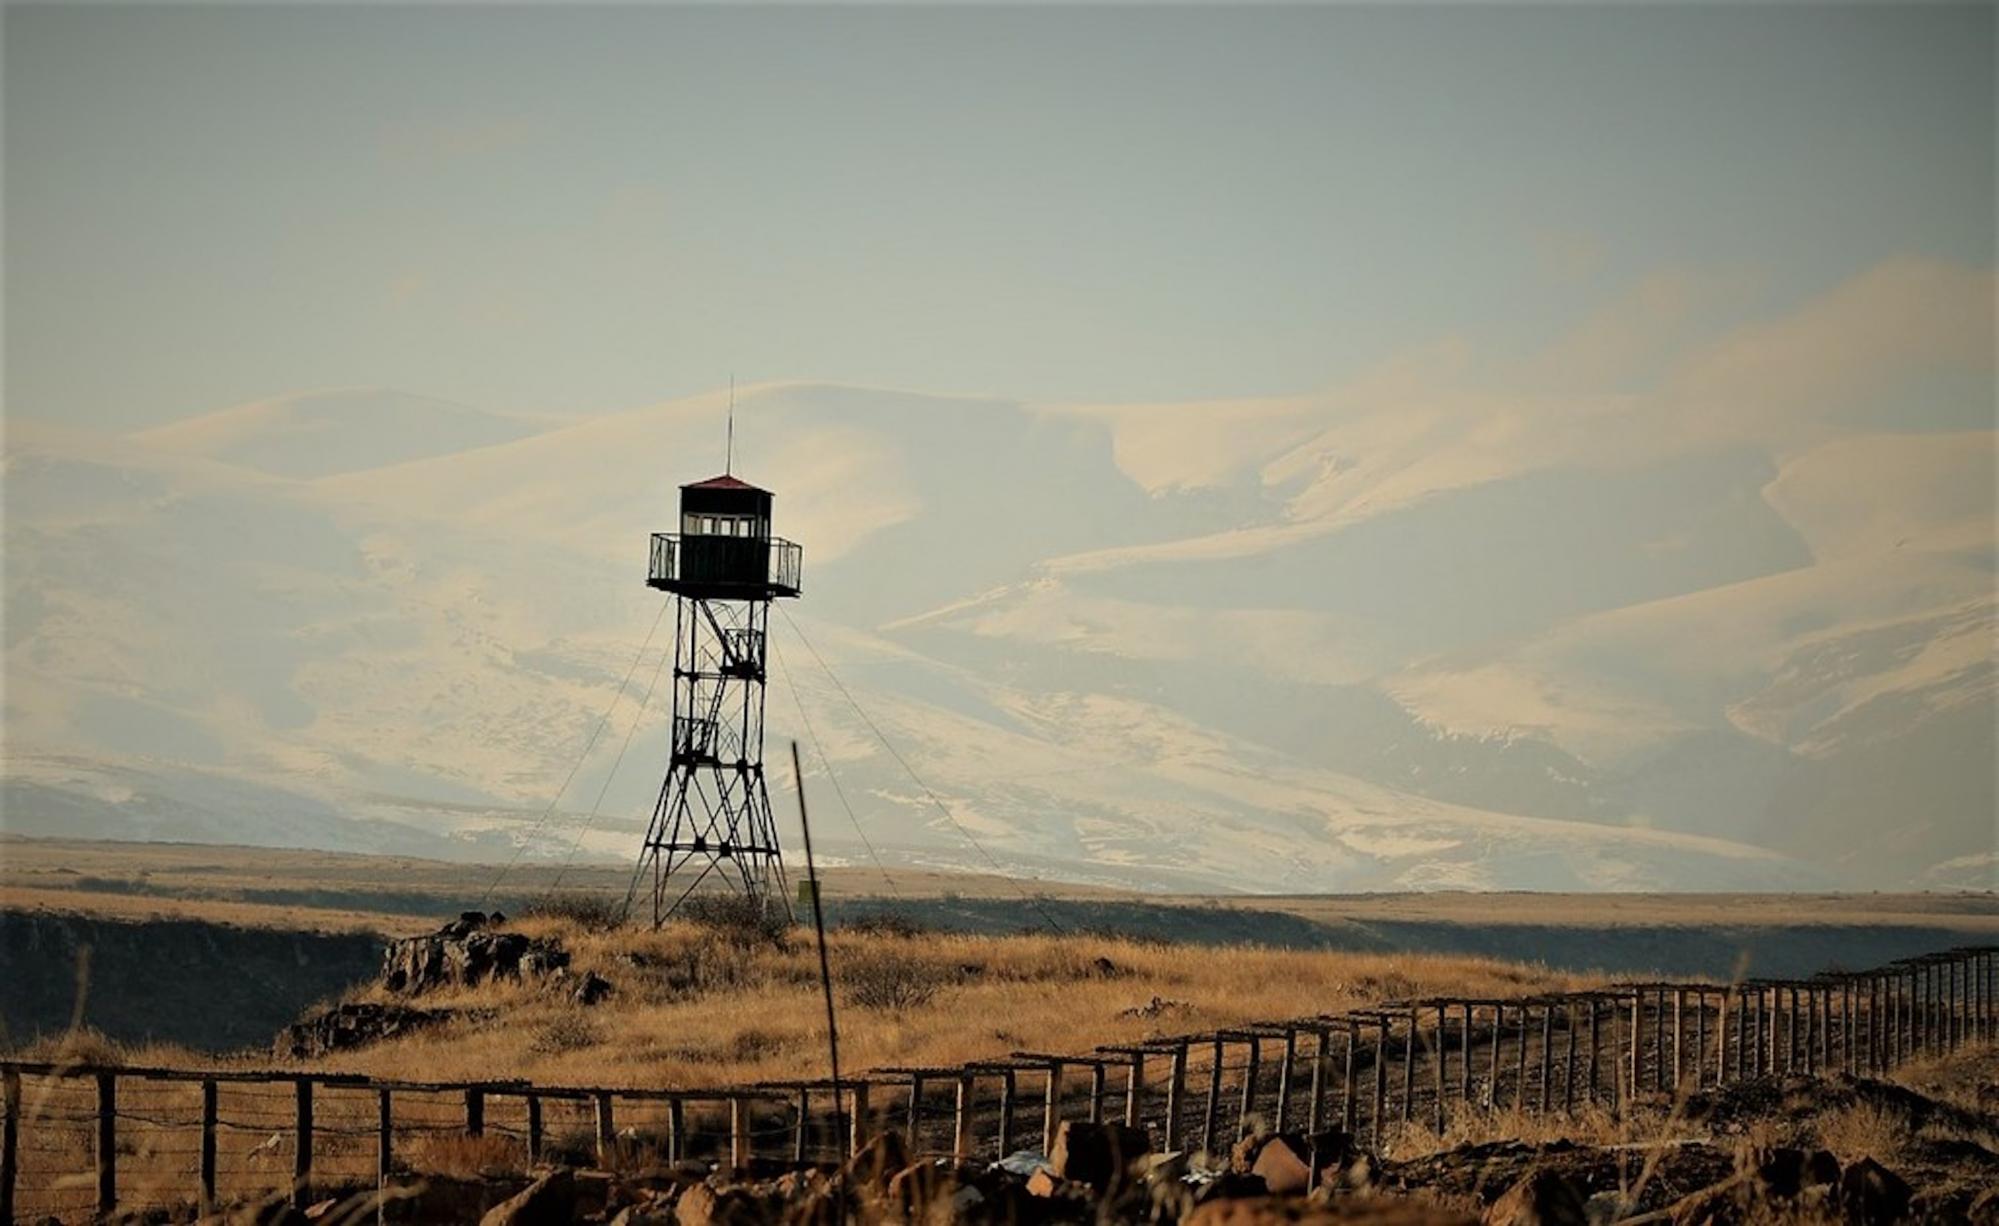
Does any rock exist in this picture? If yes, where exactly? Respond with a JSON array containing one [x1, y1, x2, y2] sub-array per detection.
[[573, 972, 614, 1005], [1804, 1149, 1842, 1190], [609, 1209, 672, 1226], [1334, 1153, 1381, 1193], [1837, 1157, 1911, 1223], [300, 1198, 340, 1220], [1141, 1151, 1191, 1186], [478, 1168, 575, 1226], [272, 1002, 454, 1059], [1482, 1170, 1587, 1226], [842, 1130, 910, 1192], [1250, 1135, 1314, 1196], [1025, 1168, 1065, 1198], [1048, 1120, 1153, 1191], [1308, 1129, 1355, 1175], [675, 1183, 764, 1226], [382, 918, 570, 994]]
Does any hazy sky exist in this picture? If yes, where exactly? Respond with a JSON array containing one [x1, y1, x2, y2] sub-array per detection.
[[8, 3, 1993, 429]]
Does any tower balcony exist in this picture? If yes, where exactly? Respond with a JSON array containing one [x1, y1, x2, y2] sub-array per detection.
[[649, 533, 803, 599]]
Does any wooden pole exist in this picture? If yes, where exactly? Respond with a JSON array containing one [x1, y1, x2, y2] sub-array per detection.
[[668, 1098, 684, 1163], [1459, 1004, 1473, 1106], [1042, 1062, 1063, 1157], [1489, 1005, 1504, 1109], [1164, 1045, 1188, 1151], [377, 1089, 394, 1186], [1274, 1030, 1296, 1132], [1341, 1027, 1358, 1134], [795, 1088, 811, 1166], [1125, 1055, 1144, 1130], [848, 1083, 869, 1159], [907, 1076, 924, 1151], [1629, 994, 1644, 1106], [594, 1093, 616, 1167], [1655, 988, 1670, 1091], [952, 1075, 974, 1163], [292, 1078, 312, 1207], [1514, 1004, 1528, 1109], [997, 1072, 1015, 1158], [1432, 1006, 1446, 1134], [95, 1072, 117, 1222], [1561, 1003, 1576, 1113], [1400, 1009, 1416, 1126], [1536, 1004, 1552, 1114], [3, 1068, 21, 1226], [1692, 991, 1706, 1089], [1307, 1029, 1329, 1136], [1371, 1019, 1388, 1145], [1672, 989, 1685, 1089], [1237, 1038, 1260, 1135], [465, 1088, 484, 1138], [731, 1096, 751, 1172], [524, 1093, 542, 1165], [1587, 1000, 1601, 1104], [200, 1078, 218, 1215], [1203, 1040, 1224, 1153], [1088, 1063, 1106, 1126]]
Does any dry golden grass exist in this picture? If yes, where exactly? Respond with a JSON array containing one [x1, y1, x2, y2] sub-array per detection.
[[1811, 1101, 1905, 1166], [279, 914, 1595, 1090]]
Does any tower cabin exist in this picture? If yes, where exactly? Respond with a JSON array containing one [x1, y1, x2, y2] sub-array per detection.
[[648, 474, 803, 599]]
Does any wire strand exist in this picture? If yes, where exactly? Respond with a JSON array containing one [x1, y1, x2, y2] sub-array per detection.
[[771, 635, 900, 899], [549, 629, 676, 891], [480, 595, 672, 907], [775, 605, 1064, 935]]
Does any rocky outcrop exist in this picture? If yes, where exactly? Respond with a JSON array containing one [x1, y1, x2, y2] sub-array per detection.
[[274, 1001, 455, 1059], [382, 911, 570, 995]]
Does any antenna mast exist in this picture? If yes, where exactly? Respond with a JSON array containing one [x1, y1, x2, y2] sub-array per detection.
[[726, 374, 735, 475]]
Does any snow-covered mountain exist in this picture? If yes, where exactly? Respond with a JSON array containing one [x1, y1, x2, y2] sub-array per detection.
[[4, 261, 1994, 893]]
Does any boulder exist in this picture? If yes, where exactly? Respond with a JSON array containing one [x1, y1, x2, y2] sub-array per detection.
[[1482, 1170, 1588, 1226], [1048, 1120, 1152, 1191], [1250, 1135, 1314, 1196], [674, 1184, 765, 1226], [478, 1169, 575, 1226], [273, 1003, 454, 1059], [1837, 1157, 1911, 1224], [573, 972, 615, 1005], [381, 917, 570, 995]]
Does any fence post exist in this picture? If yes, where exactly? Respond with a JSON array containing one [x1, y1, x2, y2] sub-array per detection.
[[730, 1096, 750, 1172], [200, 1078, 218, 1215], [1587, 999, 1601, 1103], [3, 1067, 19, 1226], [997, 1071, 1015, 1158], [1489, 1005, 1504, 1108], [1672, 989, 1685, 1088], [1561, 1003, 1577, 1114], [1124, 1055, 1144, 1130], [1306, 1030, 1328, 1136], [1400, 1009, 1416, 1126], [952, 1076, 973, 1163], [594, 1093, 615, 1167], [1043, 1063, 1063, 1156], [1370, 1018, 1388, 1145], [96, 1071, 116, 1221], [1340, 1027, 1357, 1134], [293, 1078, 313, 1207], [1274, 1030, 1296, 1132], [906, 1076, 923, 1151], [375, 1088, 394, 1189], [1432, 1007, 1446, 1134], [849, 1083, 869, 1158], [1514, 1005, 1528, 1110], [794, 1088, 810, 1166], [1693, 991, 1707, 1088], [1164, 1044, 1188, 1151], [1088, 1063, 1106, 1125], [1236, 1038, 1259, 1135], [1458, 1004, 1473, 1106], [465, 1088, 484, 1138], [1203, 1041, 1224, 1154], [526, 1094, 542, 1165]]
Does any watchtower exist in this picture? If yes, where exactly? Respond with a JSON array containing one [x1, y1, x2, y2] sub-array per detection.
[[634, 473, 803, 925]]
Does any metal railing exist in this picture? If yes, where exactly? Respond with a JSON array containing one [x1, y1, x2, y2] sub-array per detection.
[[648, 534, 802, 596]]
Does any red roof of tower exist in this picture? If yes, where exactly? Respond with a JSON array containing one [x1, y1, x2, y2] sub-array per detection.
[[681, 474, 767, 493]]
